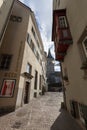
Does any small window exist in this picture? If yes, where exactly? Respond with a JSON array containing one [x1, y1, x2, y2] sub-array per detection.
[[36, 52, 40, 61], [78, 27, 87, 70], [34, 70, 38, 90], [82, 37, 87, 57], [10, 15, 22, 22], [27, 33, 31, 45], [37, 40, 40, 48], [32, 27, 36, 38], [34, 92, 37, 98], [70, 100, 79, 118], [0, 54, 12, 70], [30, 40, 34, 51], [26, 63, 32, 74], [34, 47, 37, 56], [58, 16, 67, 28], [39, 75, 42, 90]]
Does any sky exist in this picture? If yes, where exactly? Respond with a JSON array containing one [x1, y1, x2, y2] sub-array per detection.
[[20, 0, 60, 71], [20, 0, 54, 54]]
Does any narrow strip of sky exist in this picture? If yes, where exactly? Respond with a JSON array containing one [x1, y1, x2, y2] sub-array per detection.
[[20, 0, 60, 71], [20, 0, 54, 55]]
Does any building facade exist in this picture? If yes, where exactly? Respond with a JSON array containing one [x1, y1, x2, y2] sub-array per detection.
[[52, 0, 87, 129], [42, 52, 47, 92], [0, 0, 44, 114], [46, 49, 62, 91], [0, 0, 15, 46], [47, 49, 54, 84]]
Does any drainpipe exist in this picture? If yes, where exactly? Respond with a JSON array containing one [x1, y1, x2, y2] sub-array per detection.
[[60, 62, 67, 109]]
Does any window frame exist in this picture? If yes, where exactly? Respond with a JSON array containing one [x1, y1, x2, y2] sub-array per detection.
[[58, 16, 67, 28], [26, 63, 32, 74], [27, 33, 31, 45], [31, 27, 36, 38], [34, 70, 38, 90], [0, 54, 12, 70]]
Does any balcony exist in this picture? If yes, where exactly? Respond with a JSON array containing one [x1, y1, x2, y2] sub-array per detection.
[[55, 52, 65, 61], [52, 9, 73, 61]]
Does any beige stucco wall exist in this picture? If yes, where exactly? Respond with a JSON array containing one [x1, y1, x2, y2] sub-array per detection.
[[0, 0, 14, 46], [0, 0, 30, 109], [12, 1, 43, 107], [17, 15, 43, 103], [0, 0, 44, 110], [53, 0, 87, 110]]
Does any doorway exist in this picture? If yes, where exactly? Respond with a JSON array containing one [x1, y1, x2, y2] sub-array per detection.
[[24, 82, 30, 104]]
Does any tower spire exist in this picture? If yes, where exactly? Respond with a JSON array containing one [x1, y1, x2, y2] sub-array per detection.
[[47, 49, 54, 59]]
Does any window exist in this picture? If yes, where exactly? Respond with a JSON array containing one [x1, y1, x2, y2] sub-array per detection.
[[34, 70, 38, 89], [36, 52, 40, 61], [58, 16, 67, 28], [26, 63, 32, 74], [78, 27, 87, 70], [82, 37, 87, 57], [30, 40, 34, 51], [70, 100, 79, 118], [34, 92, 37, 98], [39, 75, 42, 90], [0, 54, 12, 70], [34, 47, 37, 56], [27, 33, 31, 45], [10, 15, 22, 22], [37, 40, 40, 48], [32, 27, 36, 38], [79, 103, 87, 127]]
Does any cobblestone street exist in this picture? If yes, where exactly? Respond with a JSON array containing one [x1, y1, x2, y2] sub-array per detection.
[[0, 92, 83, 130]]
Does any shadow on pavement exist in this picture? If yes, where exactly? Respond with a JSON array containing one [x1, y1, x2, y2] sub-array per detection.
[[51, 109, 83, 130]]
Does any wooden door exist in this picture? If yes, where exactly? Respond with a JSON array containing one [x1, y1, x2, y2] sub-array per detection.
[[24, 82, 30, 104]]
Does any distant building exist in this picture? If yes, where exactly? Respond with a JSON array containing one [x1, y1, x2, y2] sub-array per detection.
[[52, 0, 87, 129], [0, 0, 15, 46], [47, 49, 54, 84], [0, 0, 44, 114], [46, 49, 62, 91], [42, 51, 48, 93]]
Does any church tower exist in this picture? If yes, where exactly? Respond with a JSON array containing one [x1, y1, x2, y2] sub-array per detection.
[[47, 49, 54, 76], [46, 49, 55, 85]]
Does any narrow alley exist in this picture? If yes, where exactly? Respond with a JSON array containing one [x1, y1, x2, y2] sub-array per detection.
[[0, 92, 83, 130], [0, 92, 62, 130]]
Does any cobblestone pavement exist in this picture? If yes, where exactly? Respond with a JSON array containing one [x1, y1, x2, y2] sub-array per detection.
[[0, 92, 83, 130]]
